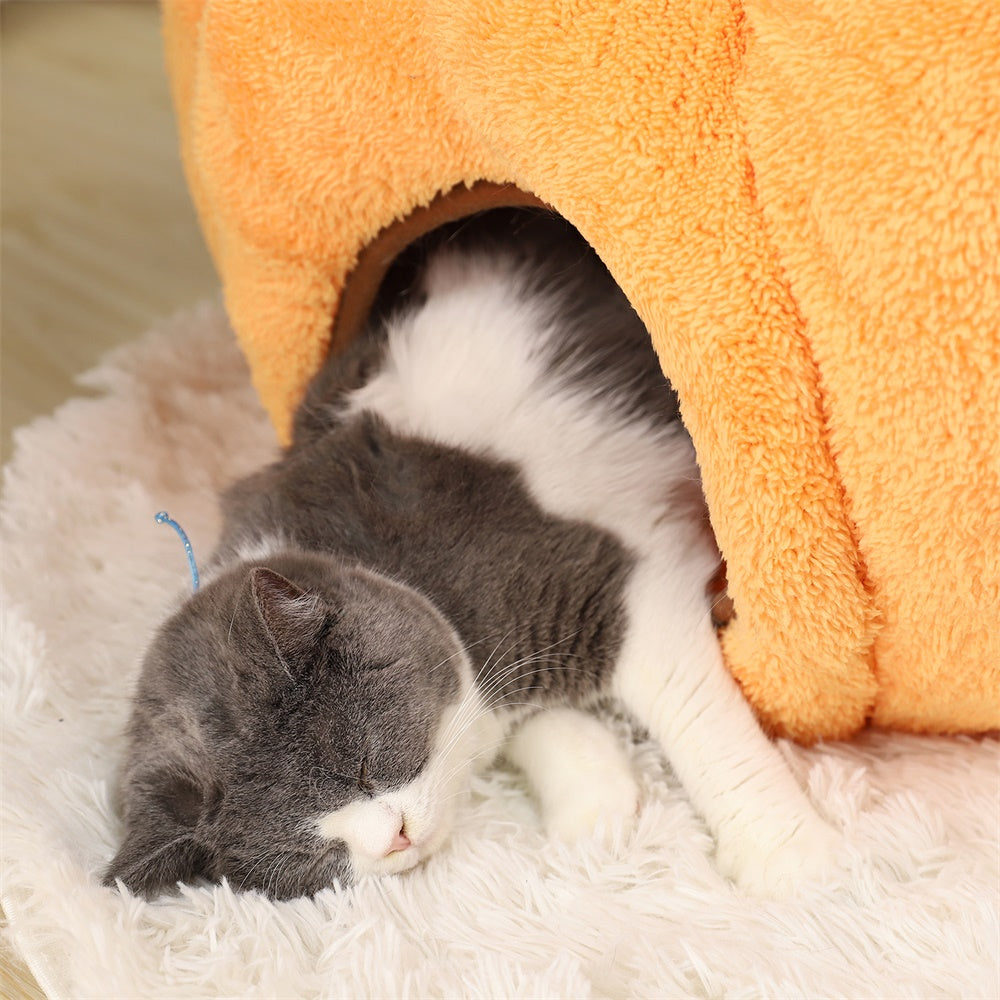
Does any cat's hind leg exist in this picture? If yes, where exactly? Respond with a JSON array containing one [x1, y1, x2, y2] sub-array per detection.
[[614, 549, 843, 896], [505, 707, 640, 843]]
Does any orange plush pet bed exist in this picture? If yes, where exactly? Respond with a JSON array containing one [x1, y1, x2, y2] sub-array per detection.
[[161, 0, 999, 742]]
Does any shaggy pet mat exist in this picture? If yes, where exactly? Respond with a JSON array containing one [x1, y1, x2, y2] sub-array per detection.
[[2, 304, 997, 999]]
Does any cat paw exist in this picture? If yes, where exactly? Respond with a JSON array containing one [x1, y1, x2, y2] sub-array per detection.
[[715, 814, 843, 897], [542, 770, 640, 844], [506, 708, 640, 846]]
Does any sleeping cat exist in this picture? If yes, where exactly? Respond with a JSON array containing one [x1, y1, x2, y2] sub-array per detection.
[[105, 211, 840, 900]]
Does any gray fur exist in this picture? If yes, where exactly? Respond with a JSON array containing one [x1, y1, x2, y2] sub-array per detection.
[[106, 210, 684, 900], [219, 413, 633, 703]]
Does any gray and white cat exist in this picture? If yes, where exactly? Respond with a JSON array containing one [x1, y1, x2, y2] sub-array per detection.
[[106, 212, 840, 900]]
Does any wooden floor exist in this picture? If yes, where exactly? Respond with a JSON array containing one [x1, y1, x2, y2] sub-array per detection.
[[1, 3, 218, 995], [1, 0, 218, 467]]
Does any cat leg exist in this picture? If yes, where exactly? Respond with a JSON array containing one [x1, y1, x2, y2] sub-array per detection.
[[505, 707, 640, 843], [614, 552, 842, 896]]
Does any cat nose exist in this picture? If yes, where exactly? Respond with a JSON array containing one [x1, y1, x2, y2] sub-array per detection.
[[386, 828, 411, 855]]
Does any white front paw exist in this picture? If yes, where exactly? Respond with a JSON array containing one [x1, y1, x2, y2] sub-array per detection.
[[716, 814, 843, 897], [543, 770, 641, 844], [506, 708, 640, 846]]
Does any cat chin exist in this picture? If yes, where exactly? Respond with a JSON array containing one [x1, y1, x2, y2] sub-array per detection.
[[352, 843, 423, 878], [351, 822, 453, 878]]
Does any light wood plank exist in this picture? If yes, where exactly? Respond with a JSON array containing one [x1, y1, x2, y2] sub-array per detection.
[[1, 0, 218, 465], [1, 4, 219, 995]]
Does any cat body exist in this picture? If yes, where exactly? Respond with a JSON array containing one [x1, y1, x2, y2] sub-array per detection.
[[107, 215, 839, 899]]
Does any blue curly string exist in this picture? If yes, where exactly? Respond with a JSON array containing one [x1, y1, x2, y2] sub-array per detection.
[[154, 511, 200, 591]]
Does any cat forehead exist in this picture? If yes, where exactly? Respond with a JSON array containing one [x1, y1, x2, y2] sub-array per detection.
[[326, 569, 470, 663]]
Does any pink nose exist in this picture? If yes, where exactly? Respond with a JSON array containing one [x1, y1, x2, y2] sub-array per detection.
[[387, 829, 411, 855]]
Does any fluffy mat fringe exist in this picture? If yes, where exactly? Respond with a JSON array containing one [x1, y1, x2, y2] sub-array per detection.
[[1, 304, 997, 999]]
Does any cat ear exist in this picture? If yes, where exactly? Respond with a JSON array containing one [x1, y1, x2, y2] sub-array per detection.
[[250, 567, 327, 668], [103, 773, 216, 898]]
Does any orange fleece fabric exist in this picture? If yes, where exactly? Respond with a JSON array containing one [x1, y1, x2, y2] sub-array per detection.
[[161, 0, 999, 742]]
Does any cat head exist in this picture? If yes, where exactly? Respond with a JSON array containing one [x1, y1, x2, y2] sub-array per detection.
[[105, 552, 487, 900]]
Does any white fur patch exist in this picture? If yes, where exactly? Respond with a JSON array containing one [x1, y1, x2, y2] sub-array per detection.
[[344, 255, 695, 549]]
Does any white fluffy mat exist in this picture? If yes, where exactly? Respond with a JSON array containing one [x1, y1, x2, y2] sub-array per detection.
[[2, 303, 998, 999]]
